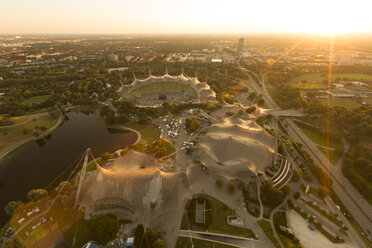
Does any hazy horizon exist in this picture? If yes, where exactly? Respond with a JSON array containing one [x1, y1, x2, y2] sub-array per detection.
[[2, 0, 372, 35]]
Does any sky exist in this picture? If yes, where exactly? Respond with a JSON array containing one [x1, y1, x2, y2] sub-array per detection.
[[1, 0, 372, 34]]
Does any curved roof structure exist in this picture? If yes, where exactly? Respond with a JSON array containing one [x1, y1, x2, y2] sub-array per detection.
[[194, 115, 275, 179], [118, 72, 216, 103], [80, 151, 189, 227]]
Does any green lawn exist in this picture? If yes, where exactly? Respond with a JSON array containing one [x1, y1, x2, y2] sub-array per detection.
[[296, 116, 329, 129], [294, 82, 327, 89], [362, 98, 372, 105], [129, 81, 197, 98], [257, 219, 281, 248], [317, 146, 342, 165], [290, 73, 326, 84], [290, 73, 372, 89], [22, 95, 51, 105], [64, 219, 95, 248], [298, 125, 343, 149], [124, 122, 160, 143], [175, 237, 236, 248], [331, 73, 372, 81], [180, 194, 256, 239], [319, 99, 361, 108], [290, 73, 372, 84], [290, 73, 327, 89]]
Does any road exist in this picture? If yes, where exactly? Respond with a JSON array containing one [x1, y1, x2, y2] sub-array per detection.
[[238, 65, 372, 240], [178, 230, 259, 248]]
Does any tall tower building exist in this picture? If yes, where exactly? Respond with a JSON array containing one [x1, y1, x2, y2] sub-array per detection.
[[238, 37, 244, 53]]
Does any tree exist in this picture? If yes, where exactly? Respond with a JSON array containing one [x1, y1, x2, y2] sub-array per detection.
[[281, 184, 291, 196], [245, 106, 256, 114], [228, 183, 236, 193], [0, 237, 23, 248], [4, 201, 22, 216], [153, 239, 166, 248], [318, 186, 330, 199], [57, 181, 72, 191], [185, 117, 200, 133], [27, 189, 48, 202], [261, 182, 284, 207], [238, 180, 245, 189], [100, 152, 112, 162], [216, 178, 223, 187], [293, 192, 301, 200], [88, 214, 119, 245]]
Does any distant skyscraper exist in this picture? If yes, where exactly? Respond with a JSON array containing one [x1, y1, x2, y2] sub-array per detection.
[[238, 37, 244, 53]]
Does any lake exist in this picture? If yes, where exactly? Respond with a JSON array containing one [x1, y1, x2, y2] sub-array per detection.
[[0, 112, 137, 225]]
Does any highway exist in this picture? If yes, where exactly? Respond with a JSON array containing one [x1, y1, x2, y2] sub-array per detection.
[[238, 65, 372, 242]]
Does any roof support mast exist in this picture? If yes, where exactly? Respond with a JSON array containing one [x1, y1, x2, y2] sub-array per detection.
[[274, 117, 278, 166], [74, 148, 91, 209]]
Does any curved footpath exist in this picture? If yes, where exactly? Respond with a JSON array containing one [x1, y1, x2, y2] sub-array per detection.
[[0, 113, 64, 161], [116, 124, 141, 145]]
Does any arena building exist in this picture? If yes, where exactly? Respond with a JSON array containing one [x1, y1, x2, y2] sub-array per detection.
[[118, 69, 216, 106]]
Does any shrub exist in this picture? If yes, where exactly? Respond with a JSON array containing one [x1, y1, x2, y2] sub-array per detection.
[[228, 183, 236, 193]]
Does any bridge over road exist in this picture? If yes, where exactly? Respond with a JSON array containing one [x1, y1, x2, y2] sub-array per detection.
[[260, 108, 304, 117]]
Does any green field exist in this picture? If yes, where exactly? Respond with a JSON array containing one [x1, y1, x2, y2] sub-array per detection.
[[317, 146, 341, 165], [362, 98, 372, 105], [290, 73, 326, 83], [22, 95, 51, 105], [298, 125, 342, 149], [319, 99, 361, 108], [129, 81, 197, 98], [180, 194, 256, 238], [290, 73, 372, 89], [0, 113, 60, 151], [289, 73, 327, 89], [123, 122, 160, 143], [331, 73, 372, 81]]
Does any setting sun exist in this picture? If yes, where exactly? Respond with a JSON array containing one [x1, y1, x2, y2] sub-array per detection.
[[1, 0, 371, 34]]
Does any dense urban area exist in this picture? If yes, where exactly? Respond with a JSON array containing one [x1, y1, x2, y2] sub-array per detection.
[[0, 34, 372, 248]]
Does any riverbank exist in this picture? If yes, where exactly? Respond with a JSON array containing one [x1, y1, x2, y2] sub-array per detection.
[[0, 112, 64, 161]]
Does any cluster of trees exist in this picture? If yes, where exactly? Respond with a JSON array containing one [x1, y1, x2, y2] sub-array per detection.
[[88, 214, 120, 245], [27, 189, 48, 202], [4, 201, 22, 216], [185, 117, 200, 133], [245, 106, 256, 114], [134, 225, 166, 248], [1, 63, 120, 116], [128, 138, 175, 158], [302, 150, 333, 189], [247, 92, 265, 106], [271, 84, 305, 109], [100, 152, 113, 162], [343, 143, 372, 200], [261, 182, 291, 207], [0, 116, 15, 126], [0, 237, 23, 248], [5, 180, 75, 218]]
